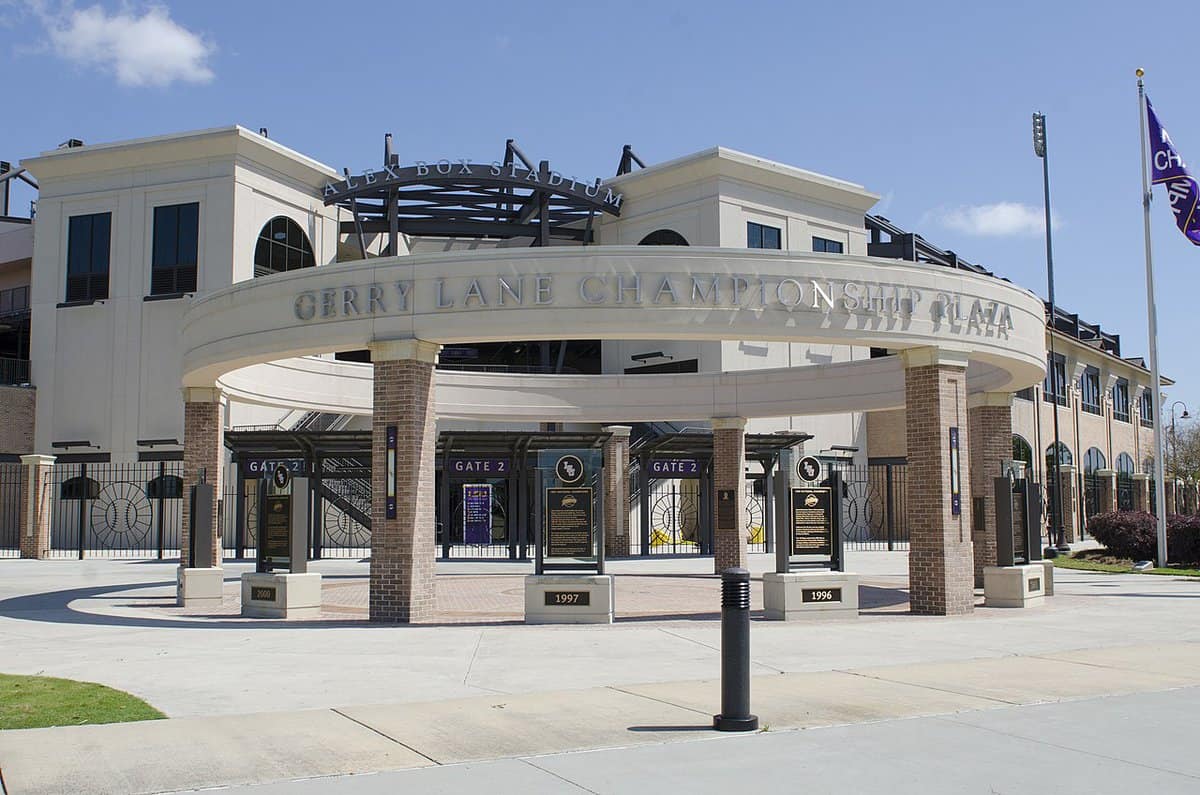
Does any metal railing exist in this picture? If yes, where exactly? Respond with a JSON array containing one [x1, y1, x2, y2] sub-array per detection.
[[0, 463, 22, 557], [0, 357, 30, 386]]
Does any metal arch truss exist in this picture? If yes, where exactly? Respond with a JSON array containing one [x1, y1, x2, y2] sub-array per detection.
[[327, 137, 642, 253]]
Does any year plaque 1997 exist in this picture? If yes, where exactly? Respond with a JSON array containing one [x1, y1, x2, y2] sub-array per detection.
[[790, 487, 833, 557], [546, 487, 593, 557]]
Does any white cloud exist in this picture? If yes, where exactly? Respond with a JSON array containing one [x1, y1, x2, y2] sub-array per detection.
[[45, 4, 214, 87], [928, 201, 1060, 238]]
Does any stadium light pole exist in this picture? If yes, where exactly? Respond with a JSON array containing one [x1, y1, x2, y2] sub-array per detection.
[[1034, 112, 1068, 554]]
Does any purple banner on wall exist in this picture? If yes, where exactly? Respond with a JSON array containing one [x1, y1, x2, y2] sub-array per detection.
[[462, 483, 492, 545], [450, 458, 510, 476], [649, 459, 700, 477]]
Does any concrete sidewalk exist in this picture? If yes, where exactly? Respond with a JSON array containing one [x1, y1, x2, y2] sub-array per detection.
[[227, 687, 1200, 794], [2, 640, 1198, 794]]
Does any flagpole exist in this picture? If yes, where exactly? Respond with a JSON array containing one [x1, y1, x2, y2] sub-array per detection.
[[1136, 68, 1169, 567]]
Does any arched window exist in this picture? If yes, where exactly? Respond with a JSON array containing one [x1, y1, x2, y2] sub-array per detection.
[[145, 474, 184, 499], [638, 229, 689, 246], [1012, 435, 1033, 467], [1116, 453, 1136, 475], [1083, 447, 1107, 474], [254, 216, 315, 276], [1046, 441, 1073, 469], [60, 476, 100, 500]]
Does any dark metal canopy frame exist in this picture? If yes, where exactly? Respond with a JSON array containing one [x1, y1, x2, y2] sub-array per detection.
[[324, 138, 642, 255]]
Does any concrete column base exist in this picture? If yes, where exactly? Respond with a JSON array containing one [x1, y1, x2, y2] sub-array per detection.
[[983, 565, 1046, 608], [241, 572, 322, 619], [1042, 560, 1055, 596], [763, 571, 859, 620], [524, 574, 613, 624], [176, 567, 225, 608]]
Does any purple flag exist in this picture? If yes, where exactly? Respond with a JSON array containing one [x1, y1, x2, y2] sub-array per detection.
[[1147, 97, 1200, 246]]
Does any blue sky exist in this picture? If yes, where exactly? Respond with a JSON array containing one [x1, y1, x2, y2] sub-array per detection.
[[2, 0, 1197, 414]]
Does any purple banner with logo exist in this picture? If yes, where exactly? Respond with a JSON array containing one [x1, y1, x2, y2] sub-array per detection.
[[649, 459, 700, 477], [1148, 97, 1200, 246], [462, 483, 492, 545], [450, 457, 510, 476]]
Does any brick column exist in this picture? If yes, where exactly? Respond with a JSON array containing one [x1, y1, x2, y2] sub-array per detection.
[[1095, 469, 1118, 515], [368, 339, 439, 623], [902, 348, 974, 616], [712, 416, 747, 573], [182, 387, 223, 568], [19, 454, 55, 559], [1058, 465, 1078, 543], [1165, 479, 1177, 515], [602, 425, 632, 557], [1133, 473, 1150, 513], [967, 392, 1012, 587]]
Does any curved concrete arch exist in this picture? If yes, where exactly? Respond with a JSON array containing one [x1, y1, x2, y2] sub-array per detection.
[[218, 351, 1014, 422], [183, 247, 1047, 393]]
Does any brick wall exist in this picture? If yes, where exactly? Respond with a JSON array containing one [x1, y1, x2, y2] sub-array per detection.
[[602, 427, 631, 557], [904, 360, 974, 616], [712, 418, 747, 573], [967, 399, 1012, 586], [0, 386, 35, 455], [370, 356, 437, 623], [866, 408, 907, 459], [182, 396, 223, 568]]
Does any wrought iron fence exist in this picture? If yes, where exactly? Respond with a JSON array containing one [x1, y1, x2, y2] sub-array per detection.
[[46, 461, 184, 558], [746, 481, 767, 553], [832, 463, 908, 550], [1083, 473, 1102, 519], [0, 463, 22, 557], [316, 459, 372, 559], [1117, 474, 1135, 512]]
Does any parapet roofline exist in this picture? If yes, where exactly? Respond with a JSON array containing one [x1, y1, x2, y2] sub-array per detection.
[[20, 125, 338, 188], [607, 145, 880, 211]]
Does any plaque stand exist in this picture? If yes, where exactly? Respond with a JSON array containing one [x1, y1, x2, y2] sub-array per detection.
[[177, 567, 224, 608], [983, 565, 1045, 608], [763, 570, 859, 621], [241, 572, 323, 619], [983, 477, 1046, 608], [525, 456, 612, 624], [240, 476, 322, 619], [763, 451, 859, 621]]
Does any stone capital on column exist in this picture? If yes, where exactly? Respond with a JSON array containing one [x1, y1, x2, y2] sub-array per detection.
[[602, 425, 633, 438], [368, 338, 441, 363], [967, 391, 1014, 410], [20, 454, 57, 467], [712, 416, 748, 431], [181, 386, 222, 404], [900, 346, 969, 371]]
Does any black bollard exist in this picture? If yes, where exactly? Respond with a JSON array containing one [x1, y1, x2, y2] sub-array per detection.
[[713, 567, 759, 732]]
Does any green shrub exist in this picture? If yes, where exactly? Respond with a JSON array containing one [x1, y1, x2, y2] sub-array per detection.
[[1168, 514, 1200, 565], [1087, 511, 1157, 559]]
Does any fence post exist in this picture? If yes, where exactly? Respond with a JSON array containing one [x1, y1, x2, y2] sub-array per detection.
[[76, 462, 87, 560], [885, 465, 895, 551], [19, 455, 56, 559]]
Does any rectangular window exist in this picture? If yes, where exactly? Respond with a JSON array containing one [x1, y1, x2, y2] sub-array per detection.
[[1080, 366, 1101, 415], [747, 221, 781, 250], [1015, 386, 1035, 401], [65, 212, 111, 302], [1112, 378, 1131, 423], [1140, 389, 1154, 428], [151, 203, 199, 295], [1043, 353, 1067, 406], [812, 236, 844, 253]]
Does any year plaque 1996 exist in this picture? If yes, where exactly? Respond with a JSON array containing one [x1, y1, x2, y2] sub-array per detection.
[[546, 487, 593, 557], [790, 487, 833, 557]]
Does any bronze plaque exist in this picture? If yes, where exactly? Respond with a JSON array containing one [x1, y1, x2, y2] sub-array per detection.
[[1028, 577, 1042, 593], [262, 495, 292, 564], [546, 487, 593, 557], [250, 586, 277, 602], [717, 489, 737, 530], [1012, 489, 1028, 563], [544, 591, 591, 606], [791, 487, 833, 556], [801, 587, 842, 603]]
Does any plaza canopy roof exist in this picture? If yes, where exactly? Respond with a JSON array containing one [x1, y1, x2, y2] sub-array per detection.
[[631, 431, 812, 463], [225, 429, 612, 463]]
